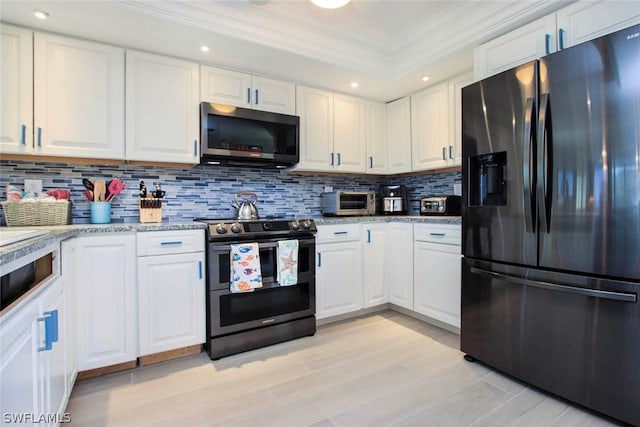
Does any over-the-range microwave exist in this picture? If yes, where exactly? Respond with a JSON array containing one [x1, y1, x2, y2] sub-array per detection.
[[200, 102, 299, 168]]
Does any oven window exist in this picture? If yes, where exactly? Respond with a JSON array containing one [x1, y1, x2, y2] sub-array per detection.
[[219, 283, 311, 327], [339, 194, 368, 209]]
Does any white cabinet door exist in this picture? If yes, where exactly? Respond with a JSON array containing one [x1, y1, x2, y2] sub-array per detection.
[[556, 0, 640, 49], [474, 15, 557, 81], [362, 223, 387, 308], [448, 71, 473, 167], [0, 24, 33, 154], [366, 102, 388, 174], [0, 296, 39, 421], [200, 66, 252, 108], [411, 82, 449, 171], [126, 50, 199, 163], [76, 234, 137, 371], [316, 241, 363, 319], [386, 97, 412, 174], [33, 33, 125, 159], [61, 238, 78, 391], [386, 222, 414, 310], [296, 86, 334, 171], [137, 252, 205, 356], [333, 94, 367, 173], [252, 76, 296, 115], [201, 66, 295, 115]]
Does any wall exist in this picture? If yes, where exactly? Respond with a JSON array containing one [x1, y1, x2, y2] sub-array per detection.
[[0, 160, 461, 224]]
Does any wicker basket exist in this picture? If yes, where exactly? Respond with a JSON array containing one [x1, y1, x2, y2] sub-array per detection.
[[2, 200, 72, 226]]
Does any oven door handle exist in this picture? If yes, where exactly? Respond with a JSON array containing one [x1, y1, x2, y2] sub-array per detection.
[[211, 238, 315, 251]]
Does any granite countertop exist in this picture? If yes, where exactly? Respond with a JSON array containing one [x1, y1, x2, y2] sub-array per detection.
[[313, 215, 461, 225], [1, 216, 460, 267], [0, 222, 207, 267]]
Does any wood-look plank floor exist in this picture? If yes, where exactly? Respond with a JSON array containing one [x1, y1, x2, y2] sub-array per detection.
[[66, 311, 623, 427]]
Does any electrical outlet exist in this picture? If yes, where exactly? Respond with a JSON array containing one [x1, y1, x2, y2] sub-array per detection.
[[324, 186, 333, 193], [453, 183, 462, 196], [24, 179, 43, 193]]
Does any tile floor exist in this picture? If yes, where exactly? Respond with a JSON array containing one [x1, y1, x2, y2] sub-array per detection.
[[66, 311, 624, 426]]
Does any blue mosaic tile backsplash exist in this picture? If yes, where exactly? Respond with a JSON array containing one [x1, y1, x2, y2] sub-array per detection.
[[0, 160, 461, 224]]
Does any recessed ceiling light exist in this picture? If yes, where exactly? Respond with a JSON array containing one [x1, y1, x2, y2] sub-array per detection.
[[350, 82, 359, 88], [201, 45, 210, 53], [310, 0, 350, 9], [422, 76, 430, 82], [34, 10, 49, 20]]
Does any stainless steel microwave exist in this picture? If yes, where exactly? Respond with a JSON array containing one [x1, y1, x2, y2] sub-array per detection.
[[321, 191, 376, 216], [200, 102, 299, 168]]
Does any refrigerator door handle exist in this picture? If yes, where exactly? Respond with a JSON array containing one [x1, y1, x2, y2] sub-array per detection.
[[470, 267, 637, 303], [523, 97, 536, 233], [537, 93, 553, 233]]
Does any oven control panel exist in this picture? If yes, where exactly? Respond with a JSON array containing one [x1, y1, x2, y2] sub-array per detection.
[[207, 219, 317, 238]]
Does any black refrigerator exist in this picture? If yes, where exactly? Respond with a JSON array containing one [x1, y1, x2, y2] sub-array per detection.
[[461, 24, 640, 426]]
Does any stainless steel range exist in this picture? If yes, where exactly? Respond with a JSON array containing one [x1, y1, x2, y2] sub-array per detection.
[[195, 218, 317, 360]]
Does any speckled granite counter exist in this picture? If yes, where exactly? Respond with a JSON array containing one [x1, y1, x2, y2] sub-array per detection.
[[313, 215, 461, 225], [0, 222, 207, 267]]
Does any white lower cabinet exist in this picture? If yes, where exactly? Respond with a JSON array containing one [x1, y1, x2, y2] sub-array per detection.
[[137, 230, 206, 356], [413, 224, 462, 328], [75, 233, 137, 371], [61, 238, 78, 392], [316, 224, 363, 319], [362, 223, 387, 307], [386, 222, 414, 310]]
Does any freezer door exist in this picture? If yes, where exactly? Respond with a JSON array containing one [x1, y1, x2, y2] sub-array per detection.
[[461, 258, 640, 426], [461, 61, 538, 265], [538, 24, 640, 280]]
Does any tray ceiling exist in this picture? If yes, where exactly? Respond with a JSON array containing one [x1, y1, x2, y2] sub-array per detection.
[[0, 0, 572, 101]]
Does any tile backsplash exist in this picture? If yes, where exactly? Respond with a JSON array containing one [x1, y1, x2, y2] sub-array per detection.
[[0, 160, 461, 224]]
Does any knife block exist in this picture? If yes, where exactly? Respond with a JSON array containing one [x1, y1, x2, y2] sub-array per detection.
[[139, 198, 162, 223]]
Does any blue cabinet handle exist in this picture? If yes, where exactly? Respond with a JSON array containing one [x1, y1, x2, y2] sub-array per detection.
[[255, 89, 259, 105], [369, 156, 373, 169], [317, 252, 322, 267], [442, 147, 447, 161], [247, 88, 251, 104], [449, 145, 454, 159], [333, 231, 348, 235], [161, 241, 183, 245], [47, 310, 59, 343], [337, 153, 341, 166], [37, 310, 57, 352], [194, 140, 198, 156], [545, 33, 551, 55], [37, 127, 42, 147], [559, 28, 565, 50], [20, 124, 26, 145], [198, 261, 203, 279], [367, 229, 371, 243], [330, 153, 334, 166], [429, 232, 446, 236]]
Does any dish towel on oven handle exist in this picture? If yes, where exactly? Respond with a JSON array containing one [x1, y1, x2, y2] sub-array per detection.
[[277, 239, 299, 286], [230, 242, 263, 293]]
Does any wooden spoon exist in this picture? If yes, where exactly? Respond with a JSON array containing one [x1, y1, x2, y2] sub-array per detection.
[[93, 180, 106, 202]]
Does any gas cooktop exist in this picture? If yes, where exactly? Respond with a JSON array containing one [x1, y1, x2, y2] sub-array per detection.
[[194, 218, 317, 240]]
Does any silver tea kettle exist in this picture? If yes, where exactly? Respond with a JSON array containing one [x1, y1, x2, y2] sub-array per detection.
[[232, 192, 259, 220]]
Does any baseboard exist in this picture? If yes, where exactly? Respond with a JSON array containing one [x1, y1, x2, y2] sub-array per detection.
[[316, 304, 390, 326], [389, 304, 460, 334], [76, 360, 137, 381], [139, 344, 203, 366]]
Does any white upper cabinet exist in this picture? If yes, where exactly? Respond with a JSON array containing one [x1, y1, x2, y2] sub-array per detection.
[[411, 81, 449, 171], [386, 97, 412, 174], [447, 71, 473, 167], [366, 102, 388, 174], [0, 24, 32, 155], [475, 1, 640, 81], [474, 15, 557, 81], [126, 50, 200, 164], [333, 94, 367, 173], [296, 86, 334, 171], [34, 33, 125, 159], [555, 0, 640, 49], [200, 65, 295, 115]]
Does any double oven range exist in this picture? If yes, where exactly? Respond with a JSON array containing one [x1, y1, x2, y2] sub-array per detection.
[[195, 218, 317, 360]]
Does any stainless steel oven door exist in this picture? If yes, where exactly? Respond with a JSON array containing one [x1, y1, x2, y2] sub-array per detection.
[[206, 237, 316, 337]]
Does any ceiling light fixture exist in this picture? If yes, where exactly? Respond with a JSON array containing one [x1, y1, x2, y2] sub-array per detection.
[[201, 45, 210, 53], [422, 76, 430, 82], [34, 10, 49, 20], [310, 0, 350, 9], [351, 82, 359, 88]]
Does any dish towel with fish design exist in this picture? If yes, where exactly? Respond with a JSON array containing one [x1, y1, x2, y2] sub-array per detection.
[[230, 243, 263, 293], [277, 239, 299, 286]]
